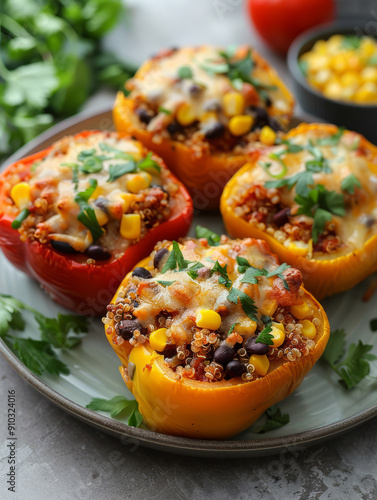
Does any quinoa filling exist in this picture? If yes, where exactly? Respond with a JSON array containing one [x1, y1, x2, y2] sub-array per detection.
[[104, 237, 321, 383]]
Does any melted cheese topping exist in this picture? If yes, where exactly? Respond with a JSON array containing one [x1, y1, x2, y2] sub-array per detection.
[[230, 127, 377, 257], [14, 133, 173, 256], [134, 238, 294, 344], [127, 46, 293, 142]]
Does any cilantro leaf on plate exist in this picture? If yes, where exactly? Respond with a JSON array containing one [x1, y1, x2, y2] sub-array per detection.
[[254, 406, 290, 433], [86, 395, 143, 427]]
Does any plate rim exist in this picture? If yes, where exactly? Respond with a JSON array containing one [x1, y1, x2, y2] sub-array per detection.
[[1, 106, 377, 456]]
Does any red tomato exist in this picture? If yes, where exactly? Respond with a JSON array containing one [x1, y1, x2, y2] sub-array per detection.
[[247, 0, 335, 54]]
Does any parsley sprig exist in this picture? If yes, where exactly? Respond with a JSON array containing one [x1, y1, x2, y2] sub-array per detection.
[[86, 395, 143, 427], [195, 225, 221, 246], [255, 324, 274, 346], [0, 294, 88, 376], [227, 287, 258, 322], [322, 329, 377, 389]]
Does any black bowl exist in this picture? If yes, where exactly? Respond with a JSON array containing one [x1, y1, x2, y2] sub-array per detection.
[[288, 20, 377, 145]]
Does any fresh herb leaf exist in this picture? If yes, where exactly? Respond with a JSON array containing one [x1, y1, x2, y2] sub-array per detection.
[[255, 324, 274, 346], [227, 288, 258, 321], [322, 328, 377, 389], [316, 127, 345, 146], [161, 241, 190, 273], [187, 270, 199, 280], [255, 406, 290, 433], [227, 322, 238, 336], [341, 173, 361, 194], [261, 315, 272, 325], [177, 65, 193, 79], [136, 152, 161, 173], [341, 36, 361, 50], [195, 225, 221, 246], [75, 179, 104, 241], [267, 153, 288, 178], [241, 266, 266, 284], [211, 261, 232, 288], [0, 294, 86, 376], [266, 263, 291, 291], [77, 148, 96, 161], [11, 208, 30, 229], [298, 60, 309, 77], [157, 280, 175, 286], [99, 142, 135, 161], [80, 156, 103, 174], [86, 395, 142, 426], [236, 256, 251, 273], [4, 337, 70, 376], [158, 106, 171, 115], [107, 161, 136, 182]]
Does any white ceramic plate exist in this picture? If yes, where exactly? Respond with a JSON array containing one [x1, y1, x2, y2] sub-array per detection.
[[1, 108, 377, 457]]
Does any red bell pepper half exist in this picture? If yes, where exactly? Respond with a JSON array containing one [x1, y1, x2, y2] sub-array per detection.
[[0, 131, 193, 315]]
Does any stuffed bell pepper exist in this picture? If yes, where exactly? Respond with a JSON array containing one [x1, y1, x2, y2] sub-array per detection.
[[0, 131, 193, 314], [221, 123, 377, 299], [113, 45, 294, 209], [104, 235, 329, 439]]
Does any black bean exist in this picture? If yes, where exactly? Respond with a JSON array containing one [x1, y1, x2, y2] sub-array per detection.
[[132, 267, 152, 279], [204, 121, 225, 140], [50, 240, 79, 254], [189, 84, 203, 97], [133, 301, 139, 309], [94, 197, 109, 214], [135, 107, 154, 124], [115, 319, 142, 340], [202, 98, 221, 112], [264, 96, 272, 108], [167, 121, 182, 135], [85, 245, 111, 261], [247, 105, 268, 125], [214, 344, 236, 365], [244, 336, 270, 356], [268, 116, 283, 132], [153, 248, 170, 270], [272, 207, 291, 227], [226, 359, 247, 378]]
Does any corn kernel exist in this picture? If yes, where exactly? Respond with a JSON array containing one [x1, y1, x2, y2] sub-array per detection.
[[300, 319, 316, 339], [222, 92, 245, 117], [354, 82, 377, 102], [249, 354, 270, 376], [340, 71, 360, 88], [312, 39, 328, 55], [176, 103, 196, 126], [259, 126, 276, 146], [120, 213, 141, 240], [234, 319, 257, 336], [360, 38, 376, 57], [10, 182, 31, 209], [259, 299, 278, 317], [90, 185, 104, 200], [126, 172, 152, 193], [196, 309, 221, 330], [228, 115, 254, 136], [290, 301, 310, 320], [270, 324, 286, 347], [323, 79, 343, 99], [149, 328, 168, 351], [307, 53, 330, 72], [94, 207, 109, 226], [119, 193, 135, 212], [361, 66, 377, 83]]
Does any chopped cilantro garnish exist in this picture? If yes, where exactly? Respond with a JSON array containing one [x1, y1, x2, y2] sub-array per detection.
[[195, 225, 221, 246], [161, 241, 190, 273], [227, 287, 258, 321], [75, 179, 104, 241], [227, 322, 238, 336], [158, 106, 171, 115], [177, 65, 193, 79], [211, 260, 232, 288], [315, 127, 344, 147], [341, 36, 361, 50], [157, 280, 175, 286], [237, 256, 290, 290], [80, 155, 104, 174], [136, 152, 161, 173], [341, 173, 361, 194], [255, 324, 274, 346], [11, 208, 30, 229], [322, 328, 377, 389], [107, 161, 136, 182], [295, 184, 345, 243], [99, 142, 135, 161]]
